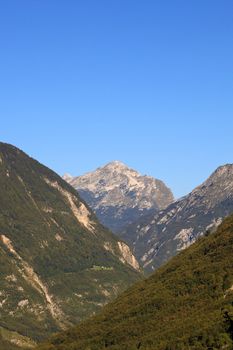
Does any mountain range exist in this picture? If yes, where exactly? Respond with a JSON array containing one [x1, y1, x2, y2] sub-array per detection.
[[63, 161, 174, 233], [0, 143, 141, 349], [37, 214, 233, 350], [64, 161, 233, 273], [122, 164, 233, 272], [1, 142, 233, 350]]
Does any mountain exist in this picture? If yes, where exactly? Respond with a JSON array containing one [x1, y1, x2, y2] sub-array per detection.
[[0, 143, 141, 348], [122, 164, 233, 272], [63, 161, 174, 233], [37, 214, 233, 350]]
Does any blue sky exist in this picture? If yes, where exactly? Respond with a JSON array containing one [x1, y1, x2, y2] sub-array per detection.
[[0, 0, 233, 198]]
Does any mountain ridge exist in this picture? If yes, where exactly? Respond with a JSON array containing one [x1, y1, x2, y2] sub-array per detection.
[[0, 143, 141, 348], [122, 163, 233, 272]]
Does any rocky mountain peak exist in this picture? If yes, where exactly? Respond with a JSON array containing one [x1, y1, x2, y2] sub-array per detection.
[[102, 160, 129, 170], [94, 160, 138, 180], [63, 162, 174, 233], [208, 164, 233, 181], [190, 164, 233, 202]]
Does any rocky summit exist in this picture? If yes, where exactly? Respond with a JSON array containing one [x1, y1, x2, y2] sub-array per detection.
[[122, 164, 233, 272], [0, 143, 141, 349], [63, 161, 174, 233]]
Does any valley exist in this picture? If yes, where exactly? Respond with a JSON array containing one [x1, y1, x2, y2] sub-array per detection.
[[1, 143, 233, 350]]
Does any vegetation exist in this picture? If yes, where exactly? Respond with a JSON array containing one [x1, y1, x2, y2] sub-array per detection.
[[0, 326, 36, 349], [38, 214, 233, 349], [0, 142, 141, 349]]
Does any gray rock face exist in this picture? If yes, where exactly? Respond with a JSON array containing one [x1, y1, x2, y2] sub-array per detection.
[[64, 161, 174, 233], [122, 164, 233, 272]]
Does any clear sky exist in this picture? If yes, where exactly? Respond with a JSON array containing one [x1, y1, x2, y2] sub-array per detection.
[[0, 0, 233, 198]]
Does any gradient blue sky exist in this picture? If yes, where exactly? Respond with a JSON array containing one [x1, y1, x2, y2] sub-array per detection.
[[1, 1, 233, 198]]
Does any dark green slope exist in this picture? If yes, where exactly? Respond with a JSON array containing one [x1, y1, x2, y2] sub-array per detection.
[[0, 143, 141, 348], [38, 214, 233, 350]]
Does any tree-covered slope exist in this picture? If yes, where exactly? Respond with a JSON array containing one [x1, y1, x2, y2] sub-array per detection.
[[38, 214, 233, 350], [0, 143, 141, 348]]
